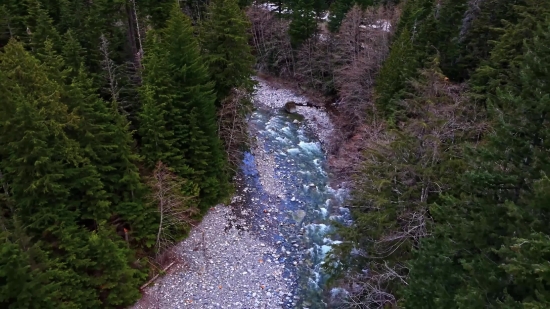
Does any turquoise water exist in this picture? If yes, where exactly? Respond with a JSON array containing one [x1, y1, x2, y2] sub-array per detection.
[[240, 107, 350, 307]]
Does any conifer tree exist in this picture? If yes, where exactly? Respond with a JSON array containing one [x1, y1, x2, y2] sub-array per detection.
[[0, 39, 144, 308], [0, 221, 58, 309], [289, 0, 318, 47], [140, 5, 229, 210], [61, 29, 86, 77], [139, 32, 183, 171], [201, 0, 256, 101], [24, 0, 61, 54]]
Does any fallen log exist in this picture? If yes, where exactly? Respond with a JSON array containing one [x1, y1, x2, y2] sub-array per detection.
[[140, 261, 176, 290]]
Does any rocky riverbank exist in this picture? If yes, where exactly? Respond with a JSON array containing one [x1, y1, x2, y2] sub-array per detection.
[[132, 206, 295, 309], [252, 77, 334, 148]]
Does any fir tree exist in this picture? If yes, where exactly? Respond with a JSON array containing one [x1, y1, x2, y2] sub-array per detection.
[[289, 0, 318, 47], [201, 0, 256, 101], [138, 32, 183, 171], [140, 5, 229, 210], [24, 0, 61, 54], [0, 39, 144, 308]]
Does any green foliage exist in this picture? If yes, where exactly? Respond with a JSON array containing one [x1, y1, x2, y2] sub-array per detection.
[[470, 0, 550, 104], [374, 0, 471, 118], [289, 0, 318, 47], [201, 0, 256, 101], [0, 40, 145, 308], [373, 27, 415, 118], [373, 0, 435, 118], [0, 224, 57, 309], [332, 63, 481, 305], [456, 0, 528, 80]]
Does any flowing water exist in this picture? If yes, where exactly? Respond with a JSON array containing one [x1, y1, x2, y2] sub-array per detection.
[[239, 106, 350, 308]]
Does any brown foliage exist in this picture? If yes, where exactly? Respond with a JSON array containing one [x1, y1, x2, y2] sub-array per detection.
[[246, 6, 294, 76], [332, 6, 399, 132], [147, 162, 198, 256], [327, 6, 400, 181], [217, 88, 253, 171]]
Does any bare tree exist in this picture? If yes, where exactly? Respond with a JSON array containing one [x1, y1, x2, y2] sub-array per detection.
[[294, 35, 336, 92], [100, 34, 142, 125], [217, 88, 253, 171], [100, 34, 121, 105], [333, 5, 399, 133], [247, 5, 295, 76], [130, 0, 144, 64], [326, 5, 400, 184], [147, 161, 199, 256]]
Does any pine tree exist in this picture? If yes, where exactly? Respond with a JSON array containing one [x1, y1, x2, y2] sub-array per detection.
[[456, 0, 528, 80], [470, 0, 550, 104], [373, 27, 415, 118], [24, 0, 61, 54], [0, 221, 58, 309], [139, 32, 183, 171], [200, 0, 256, 101], [163, 5, 229, 208], [0, 39, 103, 307], [61, 29, 86, 77]]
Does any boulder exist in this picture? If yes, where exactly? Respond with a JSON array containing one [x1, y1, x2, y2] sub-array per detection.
[[284, 101, 297, 114]]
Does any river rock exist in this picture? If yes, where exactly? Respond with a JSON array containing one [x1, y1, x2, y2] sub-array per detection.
[[284, 101, 297, 114], [291, 210, 306, 224]]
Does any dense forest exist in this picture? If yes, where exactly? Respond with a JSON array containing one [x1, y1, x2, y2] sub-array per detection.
[[1, 0, 550, 308]]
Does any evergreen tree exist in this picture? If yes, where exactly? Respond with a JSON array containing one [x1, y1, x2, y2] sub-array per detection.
[[140, 5, 229, 210], [24, 0, 61, 54], [0, 221, 58, 309], [61, 29, 86, 77], [470, 0, 550, 104], [456, 0, 528, 80], [139, 31, 183, 171], [0, 39, 143, 308], [289, 0, 318, 47], [201, 0, 256, 101]]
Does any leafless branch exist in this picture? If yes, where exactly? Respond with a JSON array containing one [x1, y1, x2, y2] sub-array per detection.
[[147, 161, 199, 256]]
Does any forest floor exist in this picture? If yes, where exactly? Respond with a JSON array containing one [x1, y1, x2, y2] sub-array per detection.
[[132, 77, 335, 309]]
